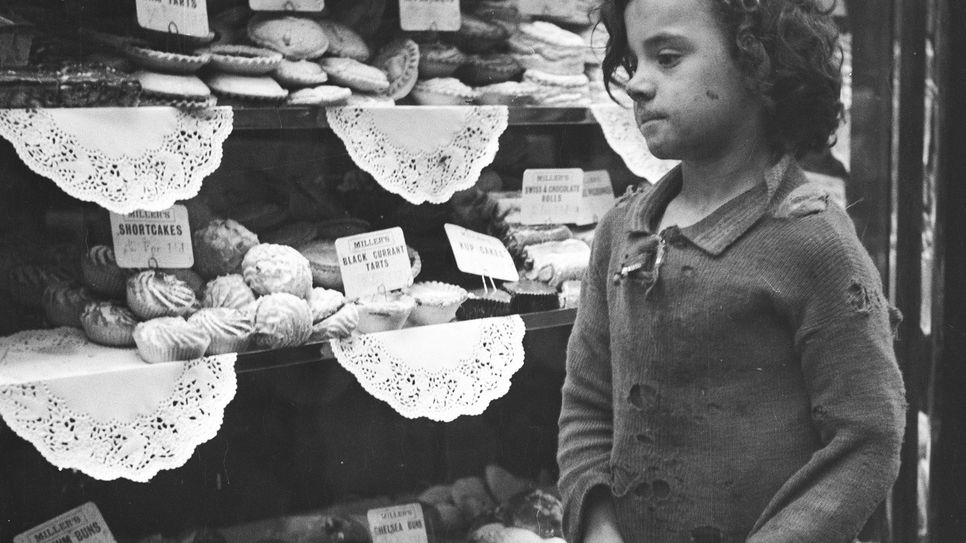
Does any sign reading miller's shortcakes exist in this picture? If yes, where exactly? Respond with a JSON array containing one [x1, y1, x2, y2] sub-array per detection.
[[336, 227, 412, 301], [110, 205, 193, 269]]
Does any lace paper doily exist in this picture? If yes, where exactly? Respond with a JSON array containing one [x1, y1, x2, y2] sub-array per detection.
[[590, 103, 679, 183], [0, 107, 234, 215], [326, 106, 509, 204], [0, 327, 237, 482], [331, 315, 525, 422]]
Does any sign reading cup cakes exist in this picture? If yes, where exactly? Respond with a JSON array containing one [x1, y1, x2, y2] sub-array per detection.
[[444, 224, 519, 282], [399, 0, 461, 31], [110, 205, 193, 268], [336, 227, 413, 300], [521, 168, 584, 225], [249, 0, 324, 11], [136, 0, 210, 38]]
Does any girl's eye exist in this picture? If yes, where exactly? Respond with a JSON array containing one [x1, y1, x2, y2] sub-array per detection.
[[656, 51, 681, 67]]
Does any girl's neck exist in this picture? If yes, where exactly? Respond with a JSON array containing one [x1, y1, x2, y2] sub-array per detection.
[[677, 131, 775, 211]]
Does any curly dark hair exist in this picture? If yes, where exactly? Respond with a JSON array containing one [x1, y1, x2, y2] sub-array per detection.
[[597, 0, 844, 156]]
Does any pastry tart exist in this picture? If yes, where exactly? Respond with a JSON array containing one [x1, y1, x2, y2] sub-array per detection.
[[135, 71, 216, 108], [247, 14, 330, 60], [125, 44, 211, 74], [411, 77, 479, 105], [286, 85, 352, 106], [319, 57, 390, 94], [317, 19, 371, 61], [372, 38, 420, 100], [200, 44, 283, 75], [204, 73, 289, 102], [273, 59, 329, 88], [417, 43, 466, 79], [406, 281, 468, 325]]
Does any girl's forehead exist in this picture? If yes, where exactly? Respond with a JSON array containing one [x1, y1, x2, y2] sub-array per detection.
[[625, 0, 717, 31]]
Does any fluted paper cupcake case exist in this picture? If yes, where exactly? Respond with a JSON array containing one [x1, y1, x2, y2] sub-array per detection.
[[206, 334, 252, 355], [82, 319, 136, 347], [135, 337, 211, 364]]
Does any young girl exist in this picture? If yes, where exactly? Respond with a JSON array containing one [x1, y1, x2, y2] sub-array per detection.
[[557, 1, 906, 542]]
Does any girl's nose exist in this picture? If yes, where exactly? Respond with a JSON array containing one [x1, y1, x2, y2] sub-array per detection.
[[625, 71, 656, 102]]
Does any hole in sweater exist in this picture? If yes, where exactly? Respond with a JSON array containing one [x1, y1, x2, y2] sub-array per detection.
[[681, 265, 695, 278], [846, 281, 876, 314], [653, 479, 671, 499], [628, 383, 657, 410], [634, 482, 651, 498], [691, 525, 724, 543], [635, 432, 654, 444]]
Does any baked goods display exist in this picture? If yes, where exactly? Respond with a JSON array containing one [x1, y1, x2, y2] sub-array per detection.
[[193, 219, 260, 279], [126, 269, 201, 320], [41, 283, 96, 328], [202, 273, 257, 310], [81, 245, 128, 297], [132, 315, 211, 363], [241, 243, 314, 298], [187, 307, 254, 355], [79, 300, 139, 347], [248, 292, 313, 349], [406, 281, 468, 326], [355, 291, 415, 334]]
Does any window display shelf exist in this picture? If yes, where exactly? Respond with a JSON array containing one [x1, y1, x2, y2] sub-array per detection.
[[235, 307, 576, 374], [231, 105, 598, 131]]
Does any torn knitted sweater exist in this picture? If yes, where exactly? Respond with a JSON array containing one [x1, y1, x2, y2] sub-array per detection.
[[557, 157, 906, 543]]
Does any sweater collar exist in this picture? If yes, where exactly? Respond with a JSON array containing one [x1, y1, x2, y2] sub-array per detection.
[[625, 155, 801, 256]]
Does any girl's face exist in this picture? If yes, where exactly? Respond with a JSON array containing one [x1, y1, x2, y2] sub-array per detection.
[[623, 0, 767, 161]]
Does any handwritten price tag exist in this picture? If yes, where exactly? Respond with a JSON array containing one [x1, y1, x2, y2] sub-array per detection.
[[367, 503, 429, 543], [399, 0, 461, 31], [136, 0, 210, 37], [520, 168, 585, 225], [517, 0, 578, 18], [335, 227, 412, 300], [15, 502, 117, 543], [444, 224, 519, 282], [250, 0, 324, 11], [110, 205, 194, 269], [578, 170, 616, 225]]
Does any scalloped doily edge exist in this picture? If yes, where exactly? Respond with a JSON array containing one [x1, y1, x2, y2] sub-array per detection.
[[0, 107, 235, 215], [0, 354, 238, 482], [331, 315, 526, 422], [326, 106, 509, 205]]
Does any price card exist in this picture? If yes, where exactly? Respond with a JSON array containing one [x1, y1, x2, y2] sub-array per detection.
[[578, 170, 616, 225], [367, 503, 429, 543], [399, 0, 461, 31], [520, 168, 585, 225], [444, 223, 519, 282], [335, 227, 412, 301], [517, 0, 578, 18], [15, 502, 117, 543], [250, 0, 324, 11], [110, 205, 194, 269], [136, 0, 210, 37]]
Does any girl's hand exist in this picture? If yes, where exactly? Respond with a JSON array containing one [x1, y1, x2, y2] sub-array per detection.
[[582, 487, 625, 543]]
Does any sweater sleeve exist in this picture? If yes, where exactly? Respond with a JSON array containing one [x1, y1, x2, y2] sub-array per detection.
[[557, 211, 617, 543], [748, 207, 907, 543]]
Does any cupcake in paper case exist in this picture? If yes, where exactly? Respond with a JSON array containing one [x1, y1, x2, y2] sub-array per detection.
[[502, 280, 559, 314], [81, 245, 128, 297], [406, 281, 469, 326], [126, 270, 201, 320], [202, 274, 257, 310], [188, 307, 254, 355], [80, 301, 139, 347], [192, 218, 260, 279], [250, 292, 313, 349], [456, 288, 512, 321], [8, 264, 72, 308], [42, 284, 98, 328], [242, 243, 313, 298], [310, 302, 359, 341], [133, 316, 212, 363], [355, 292, 416, 334], [307, 287, 345, 323]]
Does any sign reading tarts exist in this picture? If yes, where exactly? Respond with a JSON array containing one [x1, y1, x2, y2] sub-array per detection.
[[335, 227, 412, 300], [399, 0, 461, 31], [444, 223, 519, 282], [110, 205, 194, 269], [14, 502, 117, 543], [520, 168, 585, 225], [136, 0, 210, 38]]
